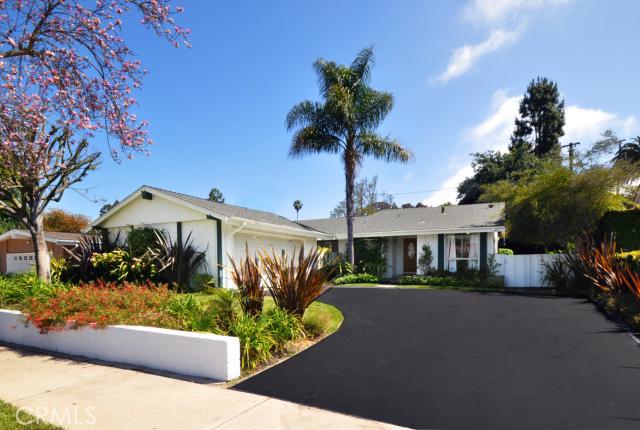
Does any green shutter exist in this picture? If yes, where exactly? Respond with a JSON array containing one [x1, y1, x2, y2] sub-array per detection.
[[480, 232, 488, 272], [437, 234, 445, 271]]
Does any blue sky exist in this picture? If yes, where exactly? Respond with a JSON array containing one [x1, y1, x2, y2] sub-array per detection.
[[58, 0, 640, 221]]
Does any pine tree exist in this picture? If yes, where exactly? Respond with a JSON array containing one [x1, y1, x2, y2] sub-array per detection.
[[510, 77, 565, 158]]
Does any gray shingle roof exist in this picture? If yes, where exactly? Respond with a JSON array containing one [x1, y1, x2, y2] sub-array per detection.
[[146, 186, 321, 234], [297, 203, 505, 236]]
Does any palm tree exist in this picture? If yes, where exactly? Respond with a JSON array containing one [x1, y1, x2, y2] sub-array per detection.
[[287, 47, 413, 265], [615, 136, 640, 163], [293, 199, 303, 220]]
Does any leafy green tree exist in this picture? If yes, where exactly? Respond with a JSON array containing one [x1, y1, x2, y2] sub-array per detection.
[[457, 150, 541, 204], [293, 200, 303, 219], [208, 188, 225, 203], [287, 47, 413, 264], [99, 199, 120, 216], [482, 165, 625, 248], [330, 175, 396, 218], [0, 212, 21, 235], [510, 77, 565, 157], [616, 136, 640, 163]]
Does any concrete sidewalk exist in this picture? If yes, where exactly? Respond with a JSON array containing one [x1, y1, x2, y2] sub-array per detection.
[[0, 344, 402, 430]]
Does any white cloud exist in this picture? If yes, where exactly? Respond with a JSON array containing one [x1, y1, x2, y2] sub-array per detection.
[[564, 106, 637, 144], [430, 28, 521, 85], [464, 90, 520, 152], [463, 0, 573, 24], [422, 90, 638, 205], [422, 165, 475, 207], [431, 0, 574, 84]]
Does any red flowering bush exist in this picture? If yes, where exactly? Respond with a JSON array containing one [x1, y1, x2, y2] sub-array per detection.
[[24, 281, 182, 333]]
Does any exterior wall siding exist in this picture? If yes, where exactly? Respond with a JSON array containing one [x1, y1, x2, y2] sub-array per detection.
[[0, 238, 66, 274]]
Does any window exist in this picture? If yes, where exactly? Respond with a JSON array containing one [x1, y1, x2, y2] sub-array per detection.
[[446, 234, 480, 272]]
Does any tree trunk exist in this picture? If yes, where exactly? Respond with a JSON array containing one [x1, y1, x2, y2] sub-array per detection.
[[344, 151, 356, 266], [30, 215, 51, 282]]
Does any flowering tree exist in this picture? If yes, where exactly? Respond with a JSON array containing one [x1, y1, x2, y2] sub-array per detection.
[[0, 0, 189, 281]]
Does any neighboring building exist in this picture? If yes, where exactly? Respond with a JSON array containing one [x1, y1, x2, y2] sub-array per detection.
[[301, 203, 505, 277], [0, 229, 81, 274], [90, 186, 506, 286]]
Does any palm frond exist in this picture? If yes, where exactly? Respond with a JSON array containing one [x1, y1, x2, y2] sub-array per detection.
[[359, 133, 413, 163], [355, 88, 393, 130], [313, 58, 342, 98], [286, 100, 323, 131], [349, 47, 374, 84], [288, 126, 343, 158]]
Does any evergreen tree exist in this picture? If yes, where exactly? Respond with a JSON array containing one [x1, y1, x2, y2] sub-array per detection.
[[208, 188, 225, 203], [510, 77, 565, 157]]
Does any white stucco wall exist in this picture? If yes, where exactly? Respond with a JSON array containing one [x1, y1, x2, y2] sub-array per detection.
[[0, 309, 240, 381]]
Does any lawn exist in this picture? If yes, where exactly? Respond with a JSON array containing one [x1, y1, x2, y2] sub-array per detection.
[[0, 400, 63, 430]]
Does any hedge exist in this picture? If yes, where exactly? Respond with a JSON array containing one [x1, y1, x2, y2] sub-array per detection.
[[595, 209, 640, 251]]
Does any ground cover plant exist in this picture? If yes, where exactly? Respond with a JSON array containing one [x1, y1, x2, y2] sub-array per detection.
[[397, 273, 504, 289], [333, 273, 379, 285]]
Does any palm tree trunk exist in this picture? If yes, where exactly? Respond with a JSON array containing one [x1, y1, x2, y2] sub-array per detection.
[[344, 151, 356, 266], [29, 214, 51, 282]]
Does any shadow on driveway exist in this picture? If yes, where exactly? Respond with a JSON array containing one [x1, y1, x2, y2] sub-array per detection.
[[234, 288, 640, 430]]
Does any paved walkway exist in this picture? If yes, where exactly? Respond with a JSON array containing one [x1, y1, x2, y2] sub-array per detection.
[[0, 344, 403, 430]]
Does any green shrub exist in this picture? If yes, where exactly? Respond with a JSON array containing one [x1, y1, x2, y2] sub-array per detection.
[[542, 258, 574, 290], [303, 312, 331, 338], [498, 248, 514, 255], [167, 294, 218, 332], [126, 226, 160, 257], [399, 274, 504, 289], [259, 307, 305, 351], [354, 238, 387, 276], [207, 288, 237, 332], [617, 250, 640, 272], [333, 273, 379, 285], [228, 314, 276, 370], [417, 244, 433, 274], [595, 209, 640, 251], [0, 272, 66, 308], [90, 249, 157, 283], [191, 273, 216, 292]]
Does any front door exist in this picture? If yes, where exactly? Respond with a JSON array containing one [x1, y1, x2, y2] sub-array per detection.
[[403, 238, 417, 273]]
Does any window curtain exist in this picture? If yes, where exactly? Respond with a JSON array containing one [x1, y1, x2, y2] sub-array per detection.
[[447, 235, 457, 271], [469, 234, 480, 270]]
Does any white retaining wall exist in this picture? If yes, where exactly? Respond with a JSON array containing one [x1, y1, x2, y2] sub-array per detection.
[[0, 310, 240, 381], [495, 254, 564, 288]]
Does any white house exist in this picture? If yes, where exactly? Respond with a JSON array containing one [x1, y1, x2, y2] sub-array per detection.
[[89, 186, 506, 286], [301, 203, 505, 277]]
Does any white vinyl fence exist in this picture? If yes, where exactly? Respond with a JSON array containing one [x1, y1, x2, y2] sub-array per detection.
[[495, 254, 565, 288]]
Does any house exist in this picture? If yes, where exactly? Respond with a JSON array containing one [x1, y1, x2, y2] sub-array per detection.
[[0, 229, 81, 274], [89, 186, 329, 287], [301, 203, 505, 277], [89, 186, 505, 286]]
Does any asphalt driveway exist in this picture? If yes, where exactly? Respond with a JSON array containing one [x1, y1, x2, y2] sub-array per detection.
[[234, 288, 640, 430]]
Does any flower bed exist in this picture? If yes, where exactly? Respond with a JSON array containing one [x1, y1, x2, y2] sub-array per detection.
[[0, 273, 343, 374]]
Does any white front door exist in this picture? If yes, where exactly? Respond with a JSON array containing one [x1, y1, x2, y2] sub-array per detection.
[[6, 253, 37, 273]]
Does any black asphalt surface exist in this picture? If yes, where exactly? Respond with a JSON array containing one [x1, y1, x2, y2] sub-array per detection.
[[233, 288, 640, 430]]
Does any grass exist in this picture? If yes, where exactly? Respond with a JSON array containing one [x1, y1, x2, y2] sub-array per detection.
[[0, 400, 64, 430]]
